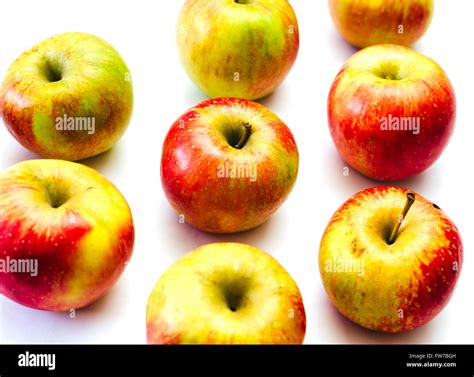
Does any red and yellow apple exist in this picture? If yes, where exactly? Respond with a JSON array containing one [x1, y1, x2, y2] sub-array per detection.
[[328, 44, 456, 181], [319, 186, 462, 333], [0, 159, 134, 311], [328, 0, 434, 48], [161, 97, 299, 233], [0, 32, 133, 161], [147, 242, 306, 344], [177, 0, 299, 100]]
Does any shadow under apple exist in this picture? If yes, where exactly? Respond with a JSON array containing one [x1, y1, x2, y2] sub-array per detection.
[[322, 144, 440, 199], [0, 277, 127, 344], [257, 82, 291, 111], [183, 83, 209, 107], [158, 199, 287, 259], [78, 143, 126, 176], [0, 140, 41, 169], [327, 29, 359, 64]]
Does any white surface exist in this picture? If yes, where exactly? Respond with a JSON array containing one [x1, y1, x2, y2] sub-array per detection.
[[0, 0, 472, 344]]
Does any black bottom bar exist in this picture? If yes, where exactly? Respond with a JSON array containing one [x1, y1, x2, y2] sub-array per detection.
[[0, 345, 472, 377]]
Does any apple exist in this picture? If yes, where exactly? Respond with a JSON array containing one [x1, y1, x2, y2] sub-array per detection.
[[147, 242, 306, 344], [0, 159, 134, 311], [328, 44, 456, 181], [319, 186, 462, 333], [176, 0, 299, 100], [161, 97, 299, 233], [328, 0, 434, 48], [0, 32, 133, 161]]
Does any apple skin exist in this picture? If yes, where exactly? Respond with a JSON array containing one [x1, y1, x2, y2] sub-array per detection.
[[161, 98, 299, 233], [319, 186, 462, 333], [328, 0, 433, 48], [147, 242, 306, 344], [328, 44, 455, 181], [0, 32, 133, 161], [0, 159, 134, 311], [177, 0, 299, 100]]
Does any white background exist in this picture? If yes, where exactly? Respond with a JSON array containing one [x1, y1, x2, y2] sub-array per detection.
[[0, 0, 472, 344]]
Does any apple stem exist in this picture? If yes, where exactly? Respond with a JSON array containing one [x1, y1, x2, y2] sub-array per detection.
[[387, 192, 415, 245], [234, 122, 252, 149]]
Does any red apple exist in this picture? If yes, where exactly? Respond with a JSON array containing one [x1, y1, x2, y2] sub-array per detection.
[[319, 186, 463, 332], [161, 98, 299, 233], [328, 44, 456, 181], [0, 159, 134, 311], [328, 0, 434, 48]]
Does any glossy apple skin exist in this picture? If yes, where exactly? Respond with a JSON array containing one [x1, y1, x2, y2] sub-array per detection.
[[0, 160, 134, 311], [161, 98, 299, 233], [328, 44, 455, 181], [319, 186, 463, 333], [0, 32, 133, 161], [177, 0, 299, 100], [147, 243, 306, 344], [329, 0, 433, 48]]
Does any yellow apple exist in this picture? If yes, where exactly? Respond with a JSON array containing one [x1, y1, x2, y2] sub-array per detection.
[[319, 186, 462, 332], [147, 243, 306, 344]]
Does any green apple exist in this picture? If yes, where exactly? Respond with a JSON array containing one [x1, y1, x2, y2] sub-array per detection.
[[0, 159, 134, 311], [147, 243, 306, 344], [319, 186, 462, 332], [0, 32, 133, 161], [177, 0, 299, 100]]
